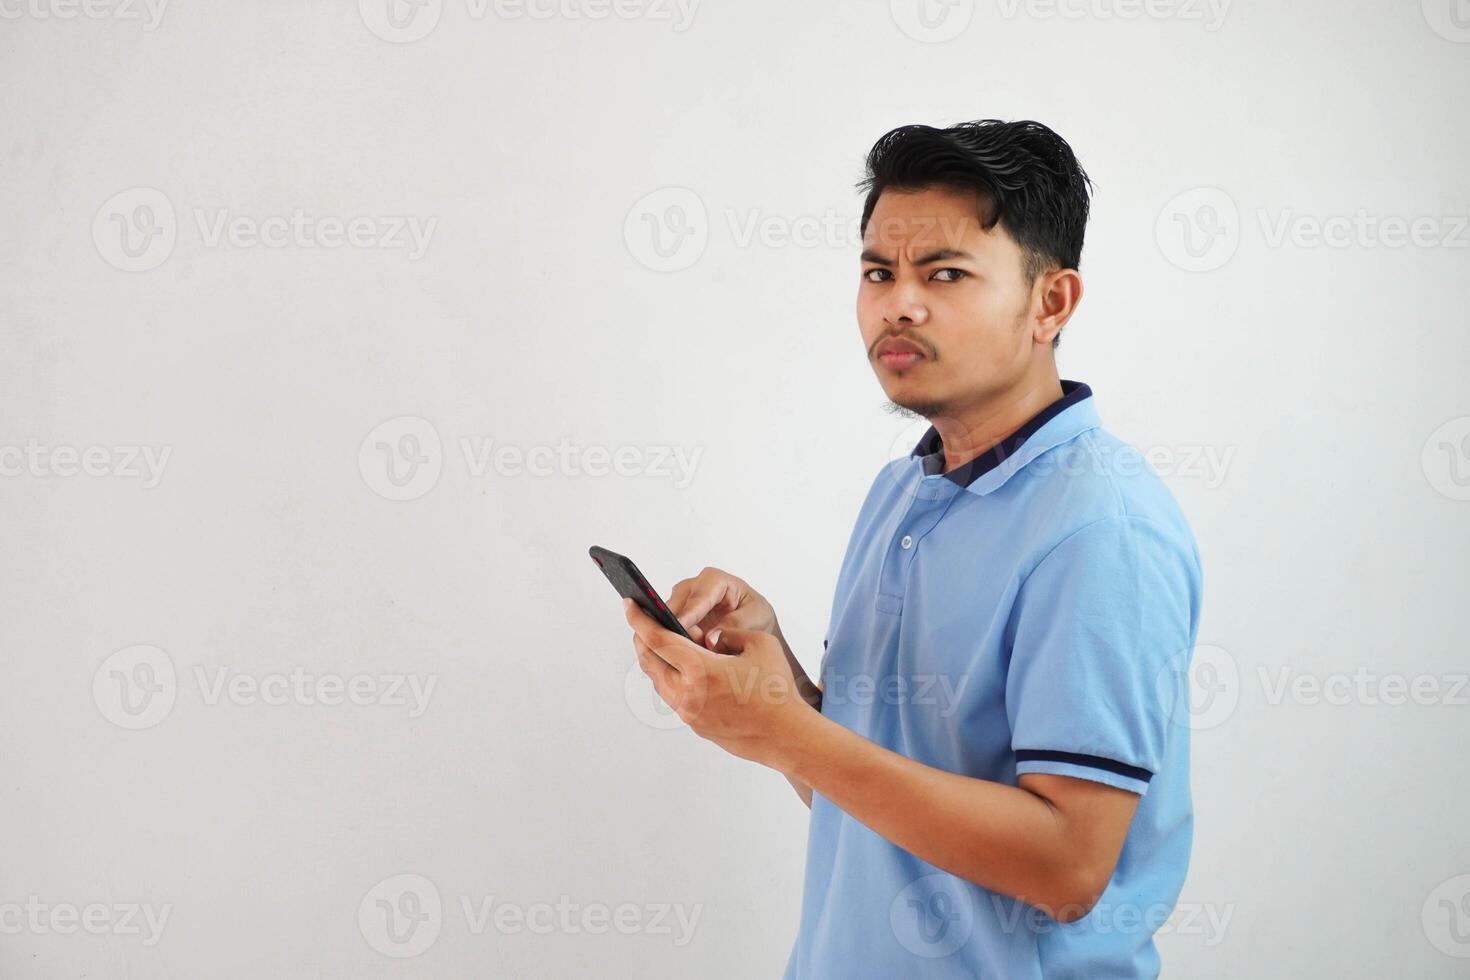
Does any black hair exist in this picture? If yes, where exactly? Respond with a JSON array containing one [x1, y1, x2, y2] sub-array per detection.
[[857, 120, 1094, 348]]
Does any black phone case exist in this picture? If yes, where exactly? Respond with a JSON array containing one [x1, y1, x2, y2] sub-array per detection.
[[588, 546, 692, 639]]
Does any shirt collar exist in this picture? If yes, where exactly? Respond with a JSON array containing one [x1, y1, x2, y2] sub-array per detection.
[[910, 380, 1099, 496]]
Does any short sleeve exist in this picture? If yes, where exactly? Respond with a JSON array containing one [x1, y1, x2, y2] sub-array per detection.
[[1005, 515, 1200, 796]]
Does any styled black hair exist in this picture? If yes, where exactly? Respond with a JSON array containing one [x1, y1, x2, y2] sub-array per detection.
[[857, 120, 1094, 348]]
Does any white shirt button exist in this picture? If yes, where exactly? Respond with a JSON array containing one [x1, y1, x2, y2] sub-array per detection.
[[900, 535, 914, 550]]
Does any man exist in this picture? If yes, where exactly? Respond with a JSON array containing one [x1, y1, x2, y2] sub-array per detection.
[[624, 119, 1203, 978]]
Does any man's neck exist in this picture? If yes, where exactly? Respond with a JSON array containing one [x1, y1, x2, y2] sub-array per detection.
[[929, 370, 1065, 475]]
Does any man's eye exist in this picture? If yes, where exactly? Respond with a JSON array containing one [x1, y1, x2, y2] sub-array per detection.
[[863, 268, 890, 282], [932, 268, 968, 282]]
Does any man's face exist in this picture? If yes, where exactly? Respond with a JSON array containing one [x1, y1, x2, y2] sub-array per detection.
[[857, 186, 1039, 420]]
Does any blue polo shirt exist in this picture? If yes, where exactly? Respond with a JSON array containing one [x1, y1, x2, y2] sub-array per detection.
[[783, 380, 1203, 980]]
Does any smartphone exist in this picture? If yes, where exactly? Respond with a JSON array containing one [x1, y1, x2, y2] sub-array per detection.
[[588, 546, 692, 639]]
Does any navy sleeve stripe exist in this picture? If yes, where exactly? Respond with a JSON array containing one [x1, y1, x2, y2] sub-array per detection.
[[1014, 750, 1153, 783]]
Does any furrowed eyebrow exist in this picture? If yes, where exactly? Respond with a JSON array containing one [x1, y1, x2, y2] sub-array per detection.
[[860, 248, 976, 266]]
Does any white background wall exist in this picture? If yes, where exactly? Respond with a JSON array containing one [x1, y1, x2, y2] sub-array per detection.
[[2, 1, 1468, 976]]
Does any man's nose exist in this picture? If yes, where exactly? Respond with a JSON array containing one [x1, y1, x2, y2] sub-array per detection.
[[883, 277, 929, 326]]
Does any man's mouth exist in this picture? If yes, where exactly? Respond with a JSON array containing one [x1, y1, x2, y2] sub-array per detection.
[[874, 337, 930, 370], [878, 350, 925, 369]]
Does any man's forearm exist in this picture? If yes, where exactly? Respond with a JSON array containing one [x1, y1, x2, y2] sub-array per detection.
[[774, 625, 819, 807], [775, 709, 1097, 917], [774, 624, 822, 711]]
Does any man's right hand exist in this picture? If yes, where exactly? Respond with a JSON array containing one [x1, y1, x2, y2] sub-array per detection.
[[666, 567, 780, 650], [667, 566, 822, 714], [665, 566, 823, 808]]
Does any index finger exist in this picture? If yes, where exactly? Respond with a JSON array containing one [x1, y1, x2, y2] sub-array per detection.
[[667, 573, 736, 630]]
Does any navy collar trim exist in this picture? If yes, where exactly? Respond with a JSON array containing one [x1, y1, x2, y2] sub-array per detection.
[[911, 380, 1094, 488]]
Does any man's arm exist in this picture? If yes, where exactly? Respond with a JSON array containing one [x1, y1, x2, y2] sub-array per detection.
[[772, 626, 821, 808], [778, 709, 1139, 920], [625, 601, 1140, 918]]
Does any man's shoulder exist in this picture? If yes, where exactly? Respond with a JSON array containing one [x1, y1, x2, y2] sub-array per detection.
[[1019, 425, 1202, 562]]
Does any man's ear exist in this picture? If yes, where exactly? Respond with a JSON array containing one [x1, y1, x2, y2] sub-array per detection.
[[1033, 268, 1083, 346]]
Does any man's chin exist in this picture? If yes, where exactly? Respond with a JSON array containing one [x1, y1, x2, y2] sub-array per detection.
[[882, 397, 947, 421]]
